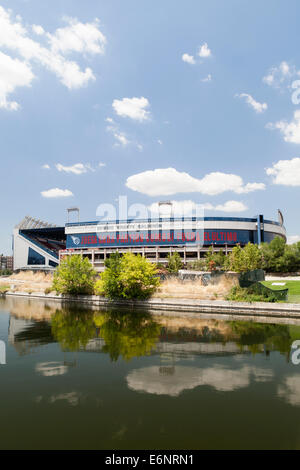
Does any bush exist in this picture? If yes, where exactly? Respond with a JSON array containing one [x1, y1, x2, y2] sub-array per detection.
[[261, 237, 300, 273], [44, 287, 52, 295], [52, 255, 96, 295], [95, 252, 160, 300], [167, 252, 183, 273], [226, 285, 277, 303], [226, 243, 263, 273], [205, 247, 225, 271], [189, 259, 207, 271]]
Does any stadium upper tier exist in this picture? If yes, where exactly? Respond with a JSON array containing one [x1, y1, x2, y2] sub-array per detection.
[[12, 214, 286, 271]]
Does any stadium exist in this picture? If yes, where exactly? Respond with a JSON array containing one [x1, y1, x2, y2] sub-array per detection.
[[12, 209, 287, 272]]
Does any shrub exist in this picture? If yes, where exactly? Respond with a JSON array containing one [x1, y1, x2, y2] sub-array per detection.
[[205, 247, 225, 271], [52, 255, 96, 295], [226, 285, 277, 303], [95, 252, 160, 300], [226, 243, 263, 273], [167, 252, 183, 273], [44, 287, 52, 295]]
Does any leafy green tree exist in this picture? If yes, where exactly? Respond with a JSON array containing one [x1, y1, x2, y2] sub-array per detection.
[[52, 254, 96, 295], [95, 252, 160, 300], [227, 243, 263, 273], [261, 237, 300, 272], [205, 247, 225, 271], [167, 252, 183, 273]]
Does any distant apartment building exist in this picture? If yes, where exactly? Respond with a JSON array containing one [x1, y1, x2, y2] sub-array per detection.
[[0, 255, 13, 271]]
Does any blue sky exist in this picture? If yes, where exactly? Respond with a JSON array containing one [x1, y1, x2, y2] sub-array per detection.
[[1, 0, 300, 254]]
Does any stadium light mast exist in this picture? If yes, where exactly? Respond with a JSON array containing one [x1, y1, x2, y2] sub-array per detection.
[[158, 201, 173, 218], [67, 207, 80, 223]]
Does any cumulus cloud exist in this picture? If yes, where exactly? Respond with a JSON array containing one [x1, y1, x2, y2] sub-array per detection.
[[267, 111, 300, 144], [41, 188, 74, 198], [32, 24, 45, 36], [55, 163, 94, 174], [48, 17, 106, 55], [148, 200, 247, 216], [182, 53, 195, 65], [287, 235, 300, 245], [266, 157, 300, 185], [126, 168, 265, 197], [42, 164, 50, 169], [0, 6, 106, 108], [0, 51, 34, 110], [263, 61, 294, 88], [236, 93, 268, 113], [198, 42, 211, 58], [112, 97, 150, 121]]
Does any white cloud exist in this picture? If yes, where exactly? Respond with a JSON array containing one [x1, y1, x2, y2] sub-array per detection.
[[42, 164, 50, 169], [48, 17, 106, 55], [201, 74, 212, 82], [148, 199, 247, 216], [41, 188, 74, 198], [0, 51, 34, 110], [266, 157, 300, 185], [263, 61, 294, 88], [182, 53, 195, 65], [236, 93, 267, 113], [158, 139, 163, 145], [112, 97, 150, 121], [32, 24, 44, 36], [0, 6, 105, 107], [267, 110, 300, 144], [55, 163, 94, 174], [198, 42, 211, 58], [287, 235, 300, 245], [126, 168, 265, 197], [99, 162, 106, 167], [113, 131, 130, 147]]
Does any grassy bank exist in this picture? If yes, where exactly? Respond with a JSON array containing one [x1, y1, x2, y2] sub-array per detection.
[[262, 280, 300, 303]]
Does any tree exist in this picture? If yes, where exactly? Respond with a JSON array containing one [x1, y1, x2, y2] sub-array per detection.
[[227, 243, 263, 273], [167, 252, 183, 273], [95, 253, 160, 300], [52, 255, 96, 295], [205, 247, 225, 271], [261, 237, 300, 273]]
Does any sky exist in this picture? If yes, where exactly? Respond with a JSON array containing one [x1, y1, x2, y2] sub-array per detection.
[[1, 0, 300, 254]]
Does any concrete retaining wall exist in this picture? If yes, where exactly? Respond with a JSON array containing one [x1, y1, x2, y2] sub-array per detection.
[[4, 291, 300, 319]]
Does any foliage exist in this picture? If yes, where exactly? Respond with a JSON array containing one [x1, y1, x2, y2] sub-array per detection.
[[189, 259, 207, 271], [167, 252, 183, 273], [94, 310, 161, 361], [226, 243, 263, 273], [261, 237, 300, 273], [52, 255, 96, 295], [226, 285, 277, 303], [95, 252, 160, 300], [44, 287, 52, 295], [0, 285, 10, 293], [205, 247, 225, 271], [0, 269, 12, 276]]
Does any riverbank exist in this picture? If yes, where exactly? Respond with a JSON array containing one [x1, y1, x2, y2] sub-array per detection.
[[4, 291, 300, 320]]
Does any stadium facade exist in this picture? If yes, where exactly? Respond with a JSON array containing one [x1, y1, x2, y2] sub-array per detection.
[[12, 212, 286, 272]]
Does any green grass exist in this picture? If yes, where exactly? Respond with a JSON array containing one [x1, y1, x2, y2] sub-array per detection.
[[0, 285, 10, 293], [262, 280, 300, 303]]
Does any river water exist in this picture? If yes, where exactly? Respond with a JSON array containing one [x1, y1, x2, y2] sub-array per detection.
[[0, 296, 300, 450]]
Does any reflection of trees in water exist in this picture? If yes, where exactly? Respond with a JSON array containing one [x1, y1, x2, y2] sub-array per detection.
[[230, 321, 300, 357], [51, 307, 95, 352], [50, 307, 161, 361], [94, 310, 161, 362]]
